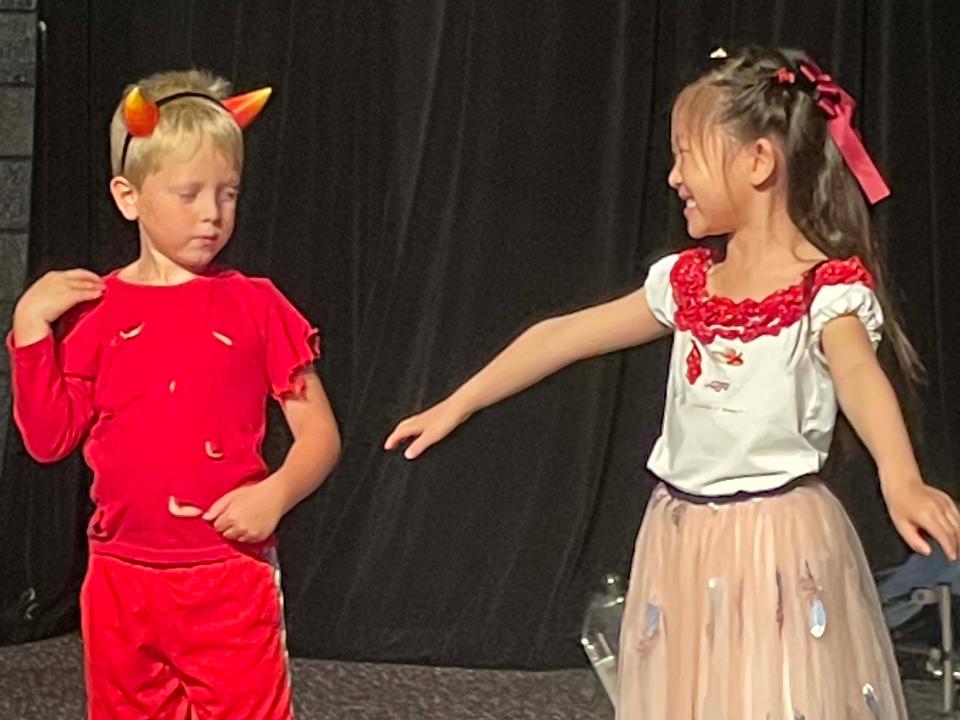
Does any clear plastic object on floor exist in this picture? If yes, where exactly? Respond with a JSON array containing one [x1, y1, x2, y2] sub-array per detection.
[[580, 573, 625, 708]]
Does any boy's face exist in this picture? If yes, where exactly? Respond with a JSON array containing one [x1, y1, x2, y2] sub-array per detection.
[[113, 136, 241, 272]]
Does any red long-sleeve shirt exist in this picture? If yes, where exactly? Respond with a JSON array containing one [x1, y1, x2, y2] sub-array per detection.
[[8, 268, 320, 564]]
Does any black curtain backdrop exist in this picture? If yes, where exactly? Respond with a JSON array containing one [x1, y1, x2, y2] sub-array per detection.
[[1, 0, 958, 669]]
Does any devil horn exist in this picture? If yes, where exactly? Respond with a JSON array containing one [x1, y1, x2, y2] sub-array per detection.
[[123, 87, 160, 137], [221, 87, 273, 129]]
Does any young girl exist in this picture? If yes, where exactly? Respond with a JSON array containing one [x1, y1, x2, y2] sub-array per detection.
[[9, 70, 340, 718], [385, 47, 960, 718]]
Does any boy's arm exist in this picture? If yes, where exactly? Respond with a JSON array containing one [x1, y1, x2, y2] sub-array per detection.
[[8, 333, 97, 463], [203, 369, 340, 542], [264, 370, 341, 515], [9, 270, 104, 462]]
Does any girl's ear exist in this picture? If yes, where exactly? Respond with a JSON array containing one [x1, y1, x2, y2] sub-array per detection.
[[747, 137, 779, 188], [746, 138, 780, 188]]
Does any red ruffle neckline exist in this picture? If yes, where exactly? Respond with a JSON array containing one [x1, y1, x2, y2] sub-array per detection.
[[671, 247, 874, 345], [670, 247, 875, 384]]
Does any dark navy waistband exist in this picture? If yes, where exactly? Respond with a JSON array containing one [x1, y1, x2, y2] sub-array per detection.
[[661, 475, 819, 505]]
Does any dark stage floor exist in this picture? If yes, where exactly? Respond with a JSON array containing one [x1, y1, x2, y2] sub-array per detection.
[[0, 634, 956, 719]]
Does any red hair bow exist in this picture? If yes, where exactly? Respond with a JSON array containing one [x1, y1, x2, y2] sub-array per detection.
[[798, 60, 890, 204]]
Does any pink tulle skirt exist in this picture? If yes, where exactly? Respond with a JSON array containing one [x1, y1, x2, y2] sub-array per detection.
[[617, 480, 907, 719]]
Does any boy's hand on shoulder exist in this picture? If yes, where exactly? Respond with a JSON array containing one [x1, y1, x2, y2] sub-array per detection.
[[203, 481, 285, 543], [14, 269, 104, 330], [17, 269, 105, 323]]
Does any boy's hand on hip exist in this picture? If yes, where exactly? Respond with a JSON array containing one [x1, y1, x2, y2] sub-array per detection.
[[203, 481, 285, 543]]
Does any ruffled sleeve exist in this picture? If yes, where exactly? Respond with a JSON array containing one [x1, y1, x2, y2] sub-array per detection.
[[809, 282, 884, 363], [644, 253, 681, 328], [254, 280, 321, 401]]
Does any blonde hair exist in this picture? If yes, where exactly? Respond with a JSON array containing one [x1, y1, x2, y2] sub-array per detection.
[[109, 69, 243, 187]]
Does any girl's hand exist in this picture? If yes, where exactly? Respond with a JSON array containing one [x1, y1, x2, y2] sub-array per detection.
[[883, 478, 960, 561], [15, 269, 104, 325], [384, 399, 470, 460], [203, 481, 285, 543]]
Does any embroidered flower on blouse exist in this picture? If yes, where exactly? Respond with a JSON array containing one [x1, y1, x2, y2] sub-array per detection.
[[686, 341, 702, 384], [711, 347, 744, 366]]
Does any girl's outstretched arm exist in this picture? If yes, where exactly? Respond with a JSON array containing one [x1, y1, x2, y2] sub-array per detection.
[[822, 315, 960, 560], [385, 286, 671, 459]]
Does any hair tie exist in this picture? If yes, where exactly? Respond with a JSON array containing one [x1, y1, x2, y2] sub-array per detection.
[[774, 67, 796, 85]]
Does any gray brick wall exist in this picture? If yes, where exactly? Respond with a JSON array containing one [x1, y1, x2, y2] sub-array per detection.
[[0, 3, 36, 462]]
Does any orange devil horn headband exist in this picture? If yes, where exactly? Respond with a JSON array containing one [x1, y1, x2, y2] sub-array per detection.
[[120, 85, 272, 171]]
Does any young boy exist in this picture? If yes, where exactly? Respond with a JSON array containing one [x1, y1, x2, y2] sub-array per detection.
[[8, 69, 340, 719]]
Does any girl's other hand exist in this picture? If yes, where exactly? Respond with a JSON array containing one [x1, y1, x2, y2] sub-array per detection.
[[883, 478, 960, 561]]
